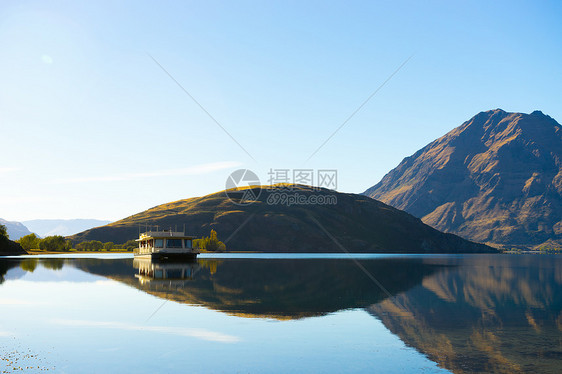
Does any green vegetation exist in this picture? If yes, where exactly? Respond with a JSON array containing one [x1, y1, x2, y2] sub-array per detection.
[[75, 240, 103, 251], [17, 233, 134, 252], [0, 224, 7, 239], [74, 239, 135, 252], [18, 234, 71, 251], [18, 233, 40, 250], [39, 235, 71, 251], [194, 229, 226, 252], [536, 243, 562, 253]]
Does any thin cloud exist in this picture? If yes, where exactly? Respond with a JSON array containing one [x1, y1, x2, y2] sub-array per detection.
[[51, 319, 240, 343], [51, 161, 242, 184]]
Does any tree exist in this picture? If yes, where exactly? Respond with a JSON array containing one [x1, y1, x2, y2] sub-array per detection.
[[75, 240, 104, 251], [39, 236, 66, 251], [122, 240, 137, 251], [90, 241, 103, 250], [18, 233, 40, 251], [0, 224, 7, 239], [103, 242, 115, 250], [195, 229, 226, 252]]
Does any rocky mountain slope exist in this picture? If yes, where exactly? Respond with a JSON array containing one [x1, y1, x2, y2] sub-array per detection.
[[0, 218, 33, 240], [364, 109, 562, 249]]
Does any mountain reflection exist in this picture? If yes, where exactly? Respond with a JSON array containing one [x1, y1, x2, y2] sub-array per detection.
[[369, 255, 562, 374], [71, 257, 443, 319]]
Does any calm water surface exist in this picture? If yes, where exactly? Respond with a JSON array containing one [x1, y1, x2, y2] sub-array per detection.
[[1, 253, 561, 373]]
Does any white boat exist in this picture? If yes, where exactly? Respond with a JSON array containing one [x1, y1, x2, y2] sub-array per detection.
[[134, 230, 200, 260]]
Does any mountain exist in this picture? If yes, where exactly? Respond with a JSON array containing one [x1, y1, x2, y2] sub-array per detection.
[[0, 218, 33, 240], [22, 219, 111, 237], [364, 109, 562, 250], [69, 185, 494, 253]]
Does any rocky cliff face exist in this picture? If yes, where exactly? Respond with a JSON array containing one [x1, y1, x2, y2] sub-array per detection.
[[364, 109, 562, 249]]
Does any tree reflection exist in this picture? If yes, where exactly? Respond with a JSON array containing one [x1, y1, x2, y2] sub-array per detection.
[[20, 258, 38, 272]]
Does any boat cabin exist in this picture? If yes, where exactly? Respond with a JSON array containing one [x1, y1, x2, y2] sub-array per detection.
[[135, 230, 199, 259]]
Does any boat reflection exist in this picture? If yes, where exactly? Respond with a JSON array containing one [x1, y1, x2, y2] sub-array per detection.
[[133, 257, 200, 288]]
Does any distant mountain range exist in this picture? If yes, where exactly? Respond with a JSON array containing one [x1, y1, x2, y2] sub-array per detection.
[[70, 185, 494, 253], [364, 109, 562, 250], [0, 218, 33, 240], [22, 219, 111, 237]]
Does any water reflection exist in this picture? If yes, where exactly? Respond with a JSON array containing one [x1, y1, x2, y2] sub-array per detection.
[[2, 254, 562, 373], [369, 255, 562, 374], [73, 257, 443, 319], [133, 257, 201, 288], [0, 257, 66, 282]]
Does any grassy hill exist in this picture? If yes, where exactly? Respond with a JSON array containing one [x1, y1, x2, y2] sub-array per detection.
[[70, 185, 494, 253]]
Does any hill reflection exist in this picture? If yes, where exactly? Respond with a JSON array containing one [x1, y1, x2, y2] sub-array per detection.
[[70, 256, 444, 319]]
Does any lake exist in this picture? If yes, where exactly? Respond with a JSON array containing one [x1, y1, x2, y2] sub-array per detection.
[[1, 253, 561, 373]]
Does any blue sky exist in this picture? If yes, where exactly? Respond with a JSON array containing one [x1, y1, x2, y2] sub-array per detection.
[[1, 0, 561, 221]]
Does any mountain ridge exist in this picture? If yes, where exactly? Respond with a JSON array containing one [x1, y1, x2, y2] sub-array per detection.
[[23, 219, 111, 237], [0, 218, 33, 240], [364, 109, 562, 249]]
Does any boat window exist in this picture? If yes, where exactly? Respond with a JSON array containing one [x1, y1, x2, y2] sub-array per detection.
[[155, 239, 164, 248], [166, 239, 183, 248], [184, 239, 192, 249]]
